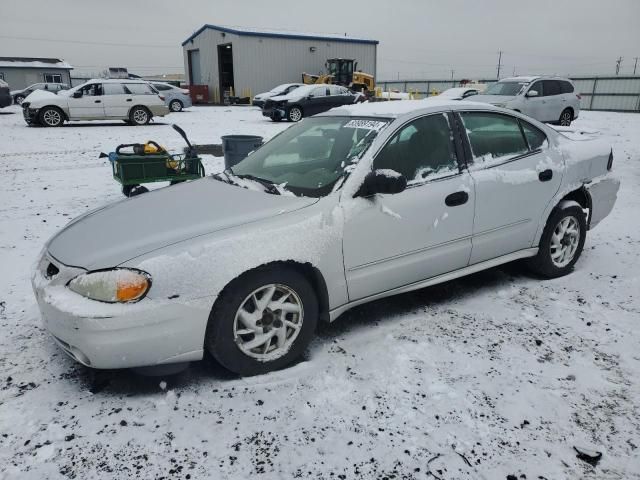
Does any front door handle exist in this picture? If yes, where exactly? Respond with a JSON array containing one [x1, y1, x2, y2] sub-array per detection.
[[94, 100, 101, 103], [539, 169, 553, 182], [126, 98, 132, 102], [445, 191, 469, 207]]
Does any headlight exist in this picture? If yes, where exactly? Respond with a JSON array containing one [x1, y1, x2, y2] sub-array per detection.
[[68, 269, 151, 303]]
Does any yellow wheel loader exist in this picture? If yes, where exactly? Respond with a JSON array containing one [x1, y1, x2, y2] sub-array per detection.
[[302, 58, 375, 94]]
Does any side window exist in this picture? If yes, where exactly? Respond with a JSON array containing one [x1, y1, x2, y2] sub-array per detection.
[[374, 114, 458, 183], [461, 112, 529, 165], [329, 85, 345, 96], [520, 120, 548, 151], [103, 83, 126, 95], [80, 83, 102, 96], [560, 81, 574, 94], [124, 83, 154, 95], [529, 81, 544, 97], [312, 87, 328, 97], [543, 80, 561, 96]]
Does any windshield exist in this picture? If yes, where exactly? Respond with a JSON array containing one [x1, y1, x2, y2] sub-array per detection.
[[229, 116, 391, 197], [484, 81, 529, 96]]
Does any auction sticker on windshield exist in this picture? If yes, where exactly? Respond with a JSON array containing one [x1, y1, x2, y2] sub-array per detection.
[[344, 119, 388, 131]]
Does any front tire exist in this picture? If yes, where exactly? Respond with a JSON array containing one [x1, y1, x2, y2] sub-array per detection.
[[129, 106, 151, 125], [169, 99, 183, 112], [559, 108, 573, 126], [205, 266, 318, 376], [527, 202, 586, 278], [287, 106, 303, 122], [39, 107, 64, 127]]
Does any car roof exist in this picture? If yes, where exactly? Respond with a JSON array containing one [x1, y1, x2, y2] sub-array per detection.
[[320, 99, 504, 119], [85, 79, 151, 84], [498, 75, 572, 83]]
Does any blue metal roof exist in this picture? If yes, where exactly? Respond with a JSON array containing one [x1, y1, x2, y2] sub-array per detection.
[[182, 24, 379, 47]]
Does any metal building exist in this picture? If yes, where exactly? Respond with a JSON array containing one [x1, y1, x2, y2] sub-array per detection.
[[0, 57, 73, 90], [181, 24, 378, 102]]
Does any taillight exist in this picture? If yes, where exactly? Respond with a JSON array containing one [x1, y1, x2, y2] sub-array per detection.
[[576, 94, 582, 100], [158, 95, 165, 101], [607, 149, 613, 171]]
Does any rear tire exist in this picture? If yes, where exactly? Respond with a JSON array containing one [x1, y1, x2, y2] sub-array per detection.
[[38, 106, 64, 127], [169, 99, 183, 112], [129, 106, 151, 126], [559, 108, 573, 126], [122, 184, 149, 197], [527, 202, 586, 278], [205, 266, 318, 376]]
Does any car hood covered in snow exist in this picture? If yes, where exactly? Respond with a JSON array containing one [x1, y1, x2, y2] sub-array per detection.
[[468, 94, 517, 104], [47, 178, 317, 270]]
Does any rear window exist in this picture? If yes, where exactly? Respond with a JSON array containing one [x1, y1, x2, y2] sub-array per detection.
[[560, 81, 574, 94], [153, 83, 172, 91], [124, 83, 155, 95]]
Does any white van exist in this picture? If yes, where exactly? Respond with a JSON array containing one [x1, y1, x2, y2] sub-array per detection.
[[21, 79, 169, 127]]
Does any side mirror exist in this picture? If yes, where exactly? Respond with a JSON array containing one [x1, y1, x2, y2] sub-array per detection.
[[355, 169, 407, 198], [72, 90, 83, 98], [526, 90, 538, 98], [307, 94, 314, 99]]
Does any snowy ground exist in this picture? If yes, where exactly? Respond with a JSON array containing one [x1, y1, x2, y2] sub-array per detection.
[[0, 105, 638, 480]]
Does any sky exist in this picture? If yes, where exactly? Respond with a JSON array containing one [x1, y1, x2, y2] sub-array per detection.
[[1, 0, 639, 81]]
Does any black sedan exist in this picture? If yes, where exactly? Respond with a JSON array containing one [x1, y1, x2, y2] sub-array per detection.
[[0, 79, 11, 108], [263, 84, 360, 122]]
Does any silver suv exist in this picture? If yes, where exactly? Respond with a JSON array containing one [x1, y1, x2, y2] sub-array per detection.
[[470, 76, 580, 126]]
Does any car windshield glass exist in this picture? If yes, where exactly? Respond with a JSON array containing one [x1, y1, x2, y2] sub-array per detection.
[[484, 81, 528, 96], [228, 116, 391, 197]]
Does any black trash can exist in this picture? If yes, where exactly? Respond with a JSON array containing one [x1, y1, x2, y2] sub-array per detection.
[[221, 135, 264, 169]]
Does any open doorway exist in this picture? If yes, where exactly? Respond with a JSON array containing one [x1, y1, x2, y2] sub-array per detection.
[[217, 43, 234, 103]]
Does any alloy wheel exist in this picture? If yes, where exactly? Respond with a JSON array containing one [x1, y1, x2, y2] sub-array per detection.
[[550, 216, 580, 267], [289, 108, 302, 122], [133, 109, 148, 124], [43, 109, 62, 127], [560, 111, 572, 126], [233, 284, 304, 361], [170, 100, 182, 112]]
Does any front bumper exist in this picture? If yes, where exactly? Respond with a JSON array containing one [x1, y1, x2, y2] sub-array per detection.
[[586, 175, 620, 229], [32, 253, 209, 369], [253, 99, 265, 108], [262, 106, 285, 120], [22, 105, 39, 124]]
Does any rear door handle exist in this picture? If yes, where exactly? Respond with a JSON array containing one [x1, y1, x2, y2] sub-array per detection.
[[126, 98, 132, 102], [539, 169, 553, 182], [445, 191, 469, 207], [94, 100, 101, 103]]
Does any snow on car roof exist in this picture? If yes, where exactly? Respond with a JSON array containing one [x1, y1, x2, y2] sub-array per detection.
[[323, 99, 497, 118]]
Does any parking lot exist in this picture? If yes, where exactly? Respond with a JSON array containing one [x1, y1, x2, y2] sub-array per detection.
[[1, 105, 639, 479]]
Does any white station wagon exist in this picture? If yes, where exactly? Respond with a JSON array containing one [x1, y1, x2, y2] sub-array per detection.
[[22, 79, 169, 127], [32, 100, 619, 376]]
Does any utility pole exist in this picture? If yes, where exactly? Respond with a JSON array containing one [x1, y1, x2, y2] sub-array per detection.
[[451, 69, 455, 81], [496, 51, 503, 80], [615, 56, 623, 75], [634, 57, 638, 75]]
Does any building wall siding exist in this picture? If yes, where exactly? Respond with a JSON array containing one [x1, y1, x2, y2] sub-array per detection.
[[0, 68, 71, 90], [182, 27, 376, 101]]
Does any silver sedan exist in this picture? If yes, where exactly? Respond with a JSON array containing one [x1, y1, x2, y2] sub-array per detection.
[[32, 100, 619, 376]]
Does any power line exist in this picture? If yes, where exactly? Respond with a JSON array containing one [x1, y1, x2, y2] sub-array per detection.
[[0, 34, 177, 48]]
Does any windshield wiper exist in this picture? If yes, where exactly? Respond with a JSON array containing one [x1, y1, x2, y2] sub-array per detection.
[[234, 173, 282, 195]]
